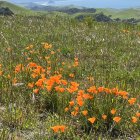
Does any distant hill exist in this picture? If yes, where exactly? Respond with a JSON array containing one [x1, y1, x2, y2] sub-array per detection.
[[0, 1, 39, 15], [29, 5, 96, 14], [96, 8, 140, 19], [25, 3, 140, 19]]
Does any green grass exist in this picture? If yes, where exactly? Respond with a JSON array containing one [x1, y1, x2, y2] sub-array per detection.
[[0, 14, 140, 139]]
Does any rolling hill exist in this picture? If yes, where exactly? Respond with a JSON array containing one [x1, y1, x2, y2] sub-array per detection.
[[0, 1, 40, 15], [1, 1, 140, 20]]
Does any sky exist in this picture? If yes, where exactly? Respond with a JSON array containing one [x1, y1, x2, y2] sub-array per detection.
[[9, 0, 140, 9]]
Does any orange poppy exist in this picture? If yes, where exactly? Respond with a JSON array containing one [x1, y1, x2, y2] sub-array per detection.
[[59, 125, 67, 132], [88, 117, 96, 124], [113, 117, 121, 123], [98, 87, 104, 92], [82, 110, 88, 116], [74, 106, 79, 111], [111, 109, 116, 115], [136, 112, 140, 117], [51, 126, 59, 133], [71, 111, 78, 116], [64, 107, 69, 112], [132, 117, 137, 123], [69, 101, 74, 106], [102, 114, 107, 120], [87, 86, 97, 94], [33, 89, 39, 94], [28, 83, 34, 88], [128, 98, 136, 105], [69, 73, 74, 78], [60, 80, 67, 85]]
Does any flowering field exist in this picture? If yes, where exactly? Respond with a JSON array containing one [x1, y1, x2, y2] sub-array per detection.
[[0, 15, 140, 139]]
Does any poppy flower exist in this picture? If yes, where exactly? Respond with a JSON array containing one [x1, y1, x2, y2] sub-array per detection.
[[65, 107, 69, 112], [132, 117, 137, 123], [69, 101, 74, 106], [51, 126, 59, 133], [111, 109, 116, 115], [102, 114, 107, 120], [59, 125, 66, 132], [82, 110, 88, 116], [28, 83, 34, 88], [33, 89, 39, 94], [88, 117, 96, 124], [128, 98, 136, 105], [71, 111, 78, 116], [113, 117, 121, 123], [136, 112, 140, 117], [69, 73, 74, 78]]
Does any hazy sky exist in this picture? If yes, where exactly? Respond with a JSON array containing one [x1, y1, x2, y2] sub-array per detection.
[[9, 0, 140, 8]]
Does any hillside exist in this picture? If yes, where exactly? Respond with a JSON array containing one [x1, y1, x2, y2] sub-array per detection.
[[0, 1, 39, 15], [96, 8, 140, 19], [22, 2, 140, 20]]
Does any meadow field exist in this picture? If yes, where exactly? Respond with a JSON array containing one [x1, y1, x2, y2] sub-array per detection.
[[0, 14, 140, 139]]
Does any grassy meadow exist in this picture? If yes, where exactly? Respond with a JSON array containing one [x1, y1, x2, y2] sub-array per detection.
[[0, 14, 140, 139]]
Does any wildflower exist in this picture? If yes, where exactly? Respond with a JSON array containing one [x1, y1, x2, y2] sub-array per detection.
[[77, 97, 84, 106], [35, 79, 44, 87], [51, 51, 55, 55], [69, 73, 74, 78], [55, 86, 65, 93], [46, 85, 52, 92], [128, 98, 136, 105], [31, 73, 38, 78], [132, 117, 137, 123], [12, 78, 17, 84], [60, 80, 67, 85], [71, 111, 78, 116], [69, 101, 74, 106], [113, 117, 121, 123], [73, 61, 79, 67], [28, 62, 37, 68], [65, 107, 69, 112], [98, 87, 104, 92], [102, 114, 107, 120], [33, 89, 39, 94], [62, 62, 65, 65], [118, 90, 128, 97], [51, 126, 59, 133], [59, 125, 67, 132], [136, 112, 140, 117], [15, 64, 24, 73], [74, 57, 78, 61], [104, 88, 111, 94], [111, 109, 116, 115], [70, 82, 79, 88], [74, 106, 79, 111], [88, 117, 96, 124], [82, 110, 88, 116], [43, 43, 52, 49], [83, 94, 93, 99], [78, 90, 84, 96], [87, 86, 97, 94]]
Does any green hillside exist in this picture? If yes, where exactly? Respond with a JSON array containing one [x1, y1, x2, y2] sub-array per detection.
[[0, 1, 40, 15], [96, 8, 140, 19]]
